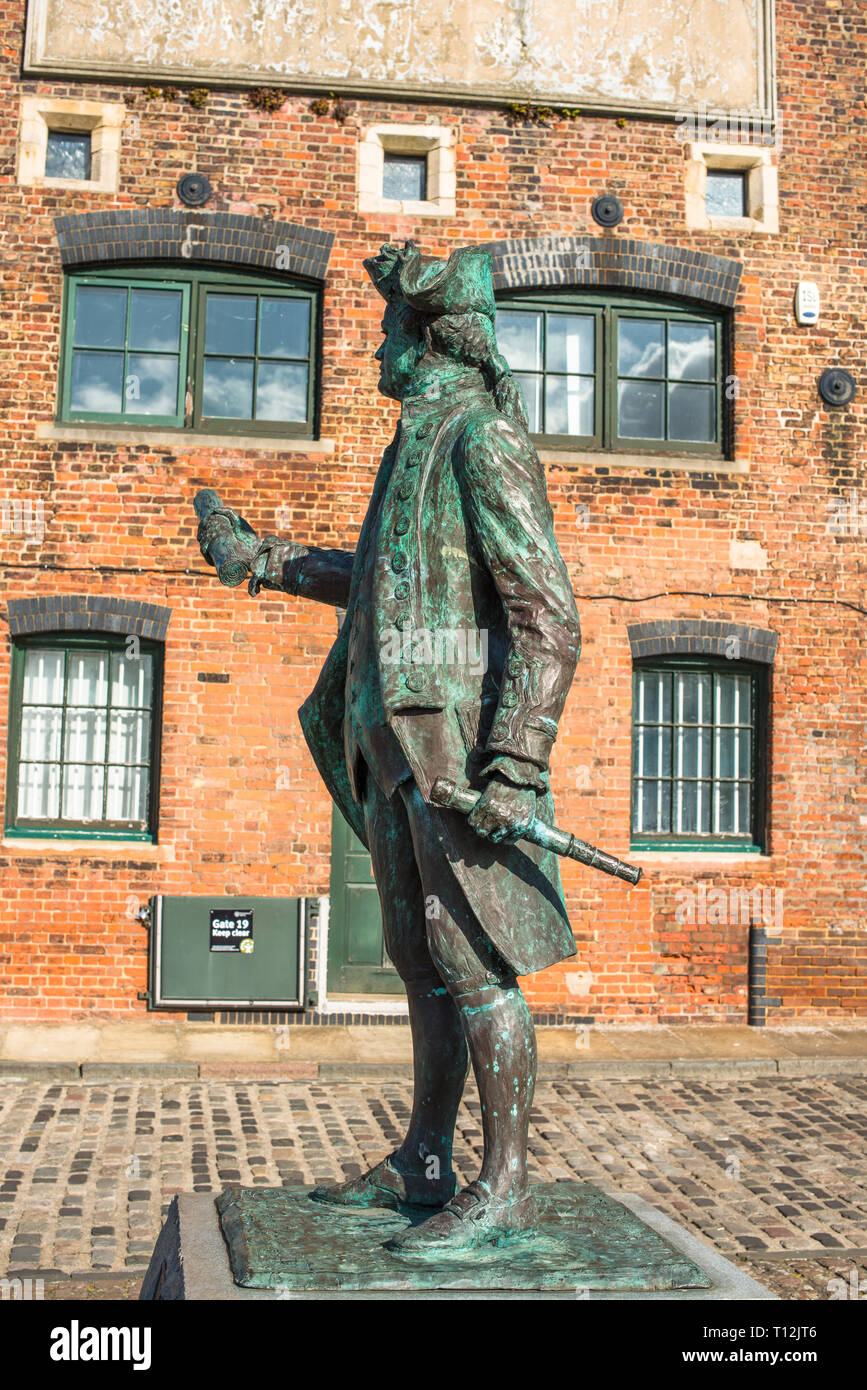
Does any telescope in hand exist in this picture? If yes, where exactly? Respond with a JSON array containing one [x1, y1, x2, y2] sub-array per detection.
[[430, 777, 643, 885]]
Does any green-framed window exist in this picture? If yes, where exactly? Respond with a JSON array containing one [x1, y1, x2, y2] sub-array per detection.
[[59, 267, 318, 436], [5, 636, 163, 841], [630, 660, 767, 852], [496, 294, 725, 455]]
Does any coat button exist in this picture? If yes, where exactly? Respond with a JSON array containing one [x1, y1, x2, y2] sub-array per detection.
[[507, 656, 524, 677], [405, 452, 423, 467], [406, 672, 425, 692], [394, 516, 410, 536], [394, 581, 410, 599], [491, 721, 508, 739], [392, 551, 408, 572], [501, 690, 518, 707], [397, 481, 414, 500], [395, 612, 412, 629], [416, 422, 433, 438]]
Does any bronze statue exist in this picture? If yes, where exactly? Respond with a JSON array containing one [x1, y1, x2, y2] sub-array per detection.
[[195, 242, 637, 1258]]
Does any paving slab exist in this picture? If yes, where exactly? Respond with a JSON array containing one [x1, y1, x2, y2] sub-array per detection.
[[0, 1062, 80, 1081], [773, 1029, 867, 1058], [776, 1056, 866, 1077], [669, 1058, 779, 1079], [669, 1026, 788, 1059], [180, 1029, 278, 1062], [536, 1028, 625, 1060], [92, 1023, 180, 1062], [80, 1063, 198, 1080], [0, 1026, 102, 1062]]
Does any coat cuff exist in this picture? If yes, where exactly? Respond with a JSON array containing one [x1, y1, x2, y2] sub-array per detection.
[[482, 754, 549, 793], [484, 716, 557, 772]]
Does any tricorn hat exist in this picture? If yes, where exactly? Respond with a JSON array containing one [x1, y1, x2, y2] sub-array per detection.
[[363, 241, 497, 321]]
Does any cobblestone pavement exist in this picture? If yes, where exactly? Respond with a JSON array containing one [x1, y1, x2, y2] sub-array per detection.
[[1, 1075, 865, 1301]]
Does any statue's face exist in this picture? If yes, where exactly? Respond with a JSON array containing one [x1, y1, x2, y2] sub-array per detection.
[[375, 303, 424, 401]]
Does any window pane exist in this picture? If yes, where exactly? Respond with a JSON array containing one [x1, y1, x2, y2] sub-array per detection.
[[706, 170, 746, 217], [20, 707, 62, 761], [674, 780, 712, 834], [46, 130, 92, 181], [202, 357, 254, 418], [205, 296, 257, 355], [256, 361, 308, 421], [618, 380, 664, 439], [514, 374, 542, 432], [632, 723, 671, 778], [259, 298, 310, 359], [382, 154, 427, 201], [716, 673, 752, 725], [62, 763, 104, 821], [74, 287, 126, 348], [106, 765, 149, 822], [633, 779, 670, 834], [23, 649, 65, 705], [675, 672, 712, 724], [675, 725, 711, 778], [496, 311, 543, 372], [635, 670, 672, 724], [126, 353, 179, 415], [63, 708, 107, 763], [668, 322, 715, 381], [669, 384, 715, 442], [545, 375, 594, 436], [17, 762, 60, 820], [128, 290, 182, 351], [546, 315, 594, 374], [716, 726, 751, 779], [70, 351, 124, 412], [618, 319, 665, 377], [67, 652, 109, 707], [109, 711, 151, 764], [111, 652, 153, 709], [715, 781, 751, 835]]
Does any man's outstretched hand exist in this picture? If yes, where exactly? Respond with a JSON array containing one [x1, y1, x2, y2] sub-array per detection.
[[467, 779, 536, 845]]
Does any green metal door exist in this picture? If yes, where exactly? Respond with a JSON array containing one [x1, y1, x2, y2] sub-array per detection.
[[327, 805, 403, 995]]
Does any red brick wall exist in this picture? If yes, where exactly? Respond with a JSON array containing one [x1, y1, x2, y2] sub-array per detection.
[[0, 0, 864, 1023]]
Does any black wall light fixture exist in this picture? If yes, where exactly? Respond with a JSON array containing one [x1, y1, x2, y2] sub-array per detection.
[[177, 173, 212, 207], [818, 368, 856, 408], [591, 194, 624, 228]]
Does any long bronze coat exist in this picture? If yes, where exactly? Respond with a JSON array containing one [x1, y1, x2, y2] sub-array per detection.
[[276, 372, 581, 976]]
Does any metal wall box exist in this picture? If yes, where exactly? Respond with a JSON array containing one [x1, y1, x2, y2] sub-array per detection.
[[149, 895, 307, 1010]]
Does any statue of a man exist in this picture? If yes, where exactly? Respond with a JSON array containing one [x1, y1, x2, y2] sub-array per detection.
[[203, 242, 581, 1256]]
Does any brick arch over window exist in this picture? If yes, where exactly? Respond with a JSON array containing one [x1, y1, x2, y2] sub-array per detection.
[[7, 596, 171, 641], [627, 619, 778, 664], [483, 236, 742, 309], [53, 210, 333, 281]]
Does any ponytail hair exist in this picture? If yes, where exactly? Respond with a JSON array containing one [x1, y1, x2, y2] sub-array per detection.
[[424, 311, 529, 433]]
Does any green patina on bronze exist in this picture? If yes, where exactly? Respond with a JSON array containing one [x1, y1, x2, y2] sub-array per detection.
[[216, 1183, 712, 1292], [195, 242, 641, 1265]]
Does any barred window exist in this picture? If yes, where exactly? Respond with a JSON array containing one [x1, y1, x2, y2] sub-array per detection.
[[631, 661, 767, 850], [6, 637, 162, 840]]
